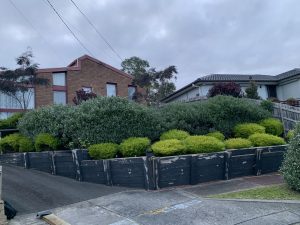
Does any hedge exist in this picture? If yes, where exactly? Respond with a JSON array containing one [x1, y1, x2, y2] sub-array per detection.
[[259, 118, 284, 136], [0, 133, 33, 153], [0, 113, 23, 129], [248, 133, 286, 147], [151, 139, 185, 156], [120, 137, 151, 157], [35, 133, 59, 152], [183, 135, 225, 154], [234, 123, 265, 138], [225, 138, 252, 149], [206, 131, 225, 141], [88, 143, 119, 159], [160, 129, 190, 140]]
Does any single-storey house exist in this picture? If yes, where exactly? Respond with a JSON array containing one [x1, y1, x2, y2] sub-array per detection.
[[161, 69, 300, 103]]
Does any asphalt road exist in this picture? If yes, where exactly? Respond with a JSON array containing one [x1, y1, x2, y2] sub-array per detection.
[[2, 165, 128, 215]]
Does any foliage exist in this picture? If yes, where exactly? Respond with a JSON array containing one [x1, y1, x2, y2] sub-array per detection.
[[206, 96, 271, 137], [183, 135, 225, 154], [0, 50, 49, 109], [286, 98, 298, 106], [0, 113, 23, 129], [160, 129, 190, 140], [121, 56, 177, 104], [207, 82, 242, 98], [268, 97, 280, 103], [158, 102, 213, 135], [120, 137, 151, 157], [245, 80, 260, 99], [206, 131, 225, 141], [0, 133, 33, 153], [34, 133, 59, 152], [73, 88, 97, 105], [281, 125, 300, 191], [259, 118, 284, 136], [248, 133, 285, 147], [88, 143, 119, 159], [224, 138, 253, 149], [234, 123, 265, 138], [286, 130, 295, 141], [151, 139, 185, 156], [260, 100, 274, 113], [18, 104, 73, 146]]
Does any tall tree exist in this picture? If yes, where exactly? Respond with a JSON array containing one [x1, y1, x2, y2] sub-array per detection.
[[121, 57, 177, 105], [0, 50, 49, 110]]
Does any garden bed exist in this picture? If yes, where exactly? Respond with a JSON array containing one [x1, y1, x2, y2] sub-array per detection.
[[0, 145, 287, 190]]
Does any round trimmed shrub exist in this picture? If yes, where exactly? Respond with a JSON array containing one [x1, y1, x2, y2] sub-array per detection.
[[225, 138, 252, 149], [206, 131, 225, 141], [183, 136, 225, 154], [35, 133, 59, 152], [88, 143, 119, 159], [151, 139, 185, 156], [0, 133, 22, 153], [160, 129, 190, 140], [286, 130, 295, 141], [120, 137, 151, 157], [248, 133, 286, 147], [281, 125, 300, 191], [18, 136, 33, 152], [259, 118, 284, 136], [234, 123, 265, 138]]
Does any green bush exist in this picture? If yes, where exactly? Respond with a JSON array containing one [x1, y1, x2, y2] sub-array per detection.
[[260, 100, 274, 113], [0, 133, 33, 153], [281, 125, 300, 191], [0, 113, 23, 129], [160, 129, 190, 140], [35, 133, 59, 152], [286, 130, 295, 141], [259, 118, 284, 136], [225, 138, 253, 149], [120, 137, 151, 157], [234, 123, 265, 138], [183, 135, 225, 154], [248, 133, 286, 147], [88, 143, 119, 159], [151, 139, 185, 156], [206, 131, 225, 141], [205, 96, 271, 137]]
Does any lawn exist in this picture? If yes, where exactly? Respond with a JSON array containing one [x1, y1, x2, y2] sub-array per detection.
[[209, 184, 300, 200]]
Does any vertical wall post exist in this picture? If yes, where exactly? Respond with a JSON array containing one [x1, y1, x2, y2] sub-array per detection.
[[255, 148, 263, 176], [72, 150, 83, 181], [190, 155, 197, 185], [23, 152, 30, 169], [103, 160, 112, 186], [144, 153, 157, 190], [49, 151, 56, 175], [224, 151, 232, 180]]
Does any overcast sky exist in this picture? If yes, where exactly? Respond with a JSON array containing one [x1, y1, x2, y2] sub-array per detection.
[[1, 0, 300, 89]]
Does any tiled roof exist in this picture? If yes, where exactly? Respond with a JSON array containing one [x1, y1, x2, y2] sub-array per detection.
[[199, 74, 276, 81], [276, 68, 300, 80]]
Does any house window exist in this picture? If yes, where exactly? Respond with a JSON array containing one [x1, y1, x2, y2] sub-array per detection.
[[82, 86, 92, 93], [106, 83, 117, 96], [128, 86, 137, 100], [53, 91, 66, 105], [0, 89, 34, 109], [52, 72, 66, 86]]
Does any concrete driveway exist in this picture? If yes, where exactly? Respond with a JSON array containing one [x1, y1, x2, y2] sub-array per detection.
[[4, 165, 300, 225]]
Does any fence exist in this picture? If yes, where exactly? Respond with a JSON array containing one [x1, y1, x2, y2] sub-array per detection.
[[0, 145, 287, 190], [273, 103, 300, 131]]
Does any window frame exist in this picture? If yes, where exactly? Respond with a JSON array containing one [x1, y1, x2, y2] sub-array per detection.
[[106, 82, 117, 97], [53, 91, 67, 105]]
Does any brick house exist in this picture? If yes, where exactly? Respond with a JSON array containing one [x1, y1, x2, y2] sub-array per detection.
[[0, 55, 141, 119]]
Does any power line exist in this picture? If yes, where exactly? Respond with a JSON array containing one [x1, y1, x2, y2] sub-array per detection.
[[44, 0, 94, 56], [69, 0, 123, 61]]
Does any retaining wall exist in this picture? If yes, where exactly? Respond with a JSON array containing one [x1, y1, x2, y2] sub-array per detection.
[[0, 145, 287, 190]]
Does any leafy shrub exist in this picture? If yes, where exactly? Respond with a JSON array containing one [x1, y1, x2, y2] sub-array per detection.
[[206, 131, 225, 141], [183, 135, 225, 154], [286, 130, 294, 141], [245, 80, 260, 99], [0, 133, 33, 153], [281, 125, 300, 191], [268, 97, 280, 103], [286, 98, 298, 106], [0, 113, 23, 129], [88, 143, 119, 159], [260, 100, 274, 113], [225, 138, 252, 149], [158, 102, 213, 135], [248, 133, 286, 147], [205, 96, 271, 137], [151, 139, 185, 156], [120, 137, 151, 157], [160, 129, 189, 140], [259, 118, 283, 136], [207, 82, 242, 98], [35, 133, 59, 152], [234, 123, 265, 138]]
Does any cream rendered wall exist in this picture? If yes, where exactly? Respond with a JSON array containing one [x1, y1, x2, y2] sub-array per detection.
[[276, 79, 300, 100]]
